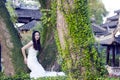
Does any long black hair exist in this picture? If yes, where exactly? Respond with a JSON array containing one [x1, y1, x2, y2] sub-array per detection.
[[32, 31, 41, 51]]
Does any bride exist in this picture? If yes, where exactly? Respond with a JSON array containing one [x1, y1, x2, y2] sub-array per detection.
[[21, 31, 65, 79]]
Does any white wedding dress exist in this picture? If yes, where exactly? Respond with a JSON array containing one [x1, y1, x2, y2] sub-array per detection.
[[27, 46, 65, 79]]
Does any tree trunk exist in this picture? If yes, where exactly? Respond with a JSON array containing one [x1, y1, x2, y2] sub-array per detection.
[[38, 0, 59, 70], [56, 0, 101, 79], [0, 1, 24, 76], [0, 18, 15, 76], [56, 4, 67, 49]]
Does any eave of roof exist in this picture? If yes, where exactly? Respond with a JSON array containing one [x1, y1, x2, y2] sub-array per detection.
[[18, 20, 37, 30], [92, 23, 106, 32], [101, 21, 118, 28], [114, 9, 120, 14], [107, 15, 119, 21], [15, 9, 42, 19], [95, 34, 114, 45]]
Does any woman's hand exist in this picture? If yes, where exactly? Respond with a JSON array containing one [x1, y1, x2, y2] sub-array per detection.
[[21, 41, 33, 64], [24, 58, 27, 64]]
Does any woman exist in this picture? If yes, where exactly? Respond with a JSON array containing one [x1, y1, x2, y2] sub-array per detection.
[[21, 31, 65, 79]]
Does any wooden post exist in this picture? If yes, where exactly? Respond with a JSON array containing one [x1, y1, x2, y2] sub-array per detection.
[[106, 46, 110, 65], [112, 45, 115, 67]]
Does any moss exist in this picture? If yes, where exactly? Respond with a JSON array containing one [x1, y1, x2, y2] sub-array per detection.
[[37, 0, 58, 70], [0, 72, 67, 80], [0, 1, 25, 74], [55, 0, 105, 79], [41, 40, 57, 69], [36, 0, 105, 79]]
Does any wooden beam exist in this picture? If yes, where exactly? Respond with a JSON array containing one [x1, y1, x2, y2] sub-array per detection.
[[106, 46, 110, 65], [112, 46, 115, 67]]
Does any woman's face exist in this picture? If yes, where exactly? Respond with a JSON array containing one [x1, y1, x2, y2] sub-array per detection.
[[35, 32, 40, 41]]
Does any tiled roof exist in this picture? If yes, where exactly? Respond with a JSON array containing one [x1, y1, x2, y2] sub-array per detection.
[[96, 9, 120, 45], [15, 9, 42, 20], [100, 37, 114, 45], [96, 30, 120, 45], [18, 20, 37, 30], [115, 35, 120, 44], [91, 23, 109, 37], [107, 15, 119, 21], [114, 29, 120, 44], [95, 34, 114, 45], [92, 23, 106, 33], [101, 21, 118, 28], [114, 9, 120, 14]]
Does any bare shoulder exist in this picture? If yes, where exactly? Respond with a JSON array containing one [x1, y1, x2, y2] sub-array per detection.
[[22, 41, 33, 49], [29, 41, 33, 44]]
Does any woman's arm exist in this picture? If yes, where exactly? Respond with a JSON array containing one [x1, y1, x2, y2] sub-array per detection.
[[21, 41, 33, 64]]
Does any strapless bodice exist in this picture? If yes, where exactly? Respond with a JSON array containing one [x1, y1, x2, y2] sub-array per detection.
[[28, 46, 38, 58]]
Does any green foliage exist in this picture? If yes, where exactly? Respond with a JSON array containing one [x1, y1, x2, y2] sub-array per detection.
[[0, 72, 30, 80], [54, 0, 107, 79], [40, 9, 51, 46], [0, 1, 25, 74], [88, 0, 108, 24], [36, 0, 58, 69], [1, 71, 120, 80], [36, 0, 107, 79], [0, 72, 67, 80], [40, 40, 58, 69], [38, 0, 47, 9], [5, 1, 18, 24]]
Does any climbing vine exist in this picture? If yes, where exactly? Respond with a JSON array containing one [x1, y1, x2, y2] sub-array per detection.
[[0, 0, 107, 79], [55, 0, 106, 79], [39, 0, 105, 79], [37, 0, 58, 69]]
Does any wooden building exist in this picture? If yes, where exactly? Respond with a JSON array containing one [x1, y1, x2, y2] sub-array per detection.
[[92, 9, 120, 66], [18, 20, 37, 32], [14, 7, 42, 33], [15, 8, 42, 23]]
